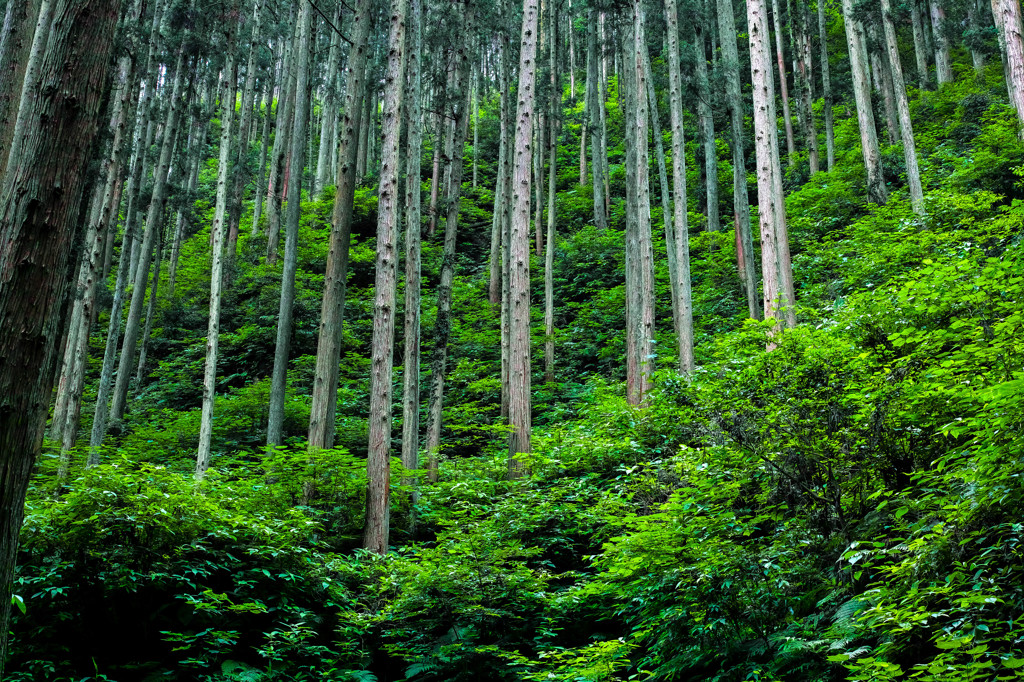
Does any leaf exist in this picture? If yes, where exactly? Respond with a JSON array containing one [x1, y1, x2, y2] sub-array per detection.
[[10, 594, 25, 615]]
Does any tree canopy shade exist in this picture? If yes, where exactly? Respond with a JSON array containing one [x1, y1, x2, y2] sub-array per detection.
[[2, 0, 1024, 678]]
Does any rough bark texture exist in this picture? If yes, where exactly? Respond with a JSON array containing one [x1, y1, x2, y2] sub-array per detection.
[[665, 0, 694, 373], [996, 0, 1024, 125], [197, 16, 239, 480], [694, 13, 719, 232], [771, 0, 796, 164], [364, 0, 408, 555], [586, 8, 607, 230], [488, 39, 510, 305], [882, 0, 926, 215], [315, 4, 343, 196], [930, 0, 954, 84], [0, 0, 122, 670], [308, 0, 371, 450], [842, 0, 888, 205], [817, 0, 836, 170], [265, 12, 297, 263], [401, 0, 424, 507], [0, 0, 43, 181], [717, 0, 759, 320], [267, 0, 311, 446], [544, 0, 558, 385], [425, 16, 473, 481], [508, 0, 540, 478]]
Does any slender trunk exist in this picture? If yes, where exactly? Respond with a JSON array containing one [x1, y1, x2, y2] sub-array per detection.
[[197, 18, 239, 480], [818, 0, 836, 170], [169, 120, 204, 296], [534, 110, 545, 256], [252, 62, 275, 234], [427, 95, 444, 238], [881, 0, 925, 216], [308, 0, 372, 450], [544, 0, 558, 385], [110, 50, 186, 424], [796, 4, 819, 174], [472, 67, 479, 188], [401, 0, 424, 517], [0, 0, 121, 669], [930, 0, 953, 84], [227, 0, 265, 257], [586, 8, 607, 229], [771, 0, 796, 164], [508, 0, 540, 477], [425, 23, 473, 480], [266, 11, 297, 263], [489, 39, 510, 305], [995, 0, 1024, 126], [0, 0, 44, 180], [316, 5, 343, 196], [718, 0, 758, 319], [665, 0, 694, 372], [869, 20, 900, 146], [266, 2, 311, 446], [365, 0, 409, 555], [969, 3, 987, 75], [694, 15, 719, 231], [910, 0, 930, 88], [842, 0, 888, 205], [134, 221, 164, 386]]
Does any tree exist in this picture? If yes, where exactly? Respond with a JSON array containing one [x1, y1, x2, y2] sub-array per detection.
[[882, 0, 926, 215], [0, 0, 122, 669], [841, 0, 888, 205], [308, 0, 372, 451], [364, 0, 409, 554], [267, 0, 312, 446], [508, 0, 540, 478], [993, 0, 1024, 126]]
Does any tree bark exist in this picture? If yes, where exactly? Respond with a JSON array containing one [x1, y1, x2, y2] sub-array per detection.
[[197, 15, 239, 480], [265, 10, 297, 263], [508, 0, 539, 478], [0, 0, 43, 180], [694, 10, 719, 231], [252, 57, 276, 234], [307, 0, 372, 450], [995, 0, 1024, 126], [930, 0, 954, 84], [771, 0, 797, 164], [489, 38, 510, 305], [869, 20, 901, 146], [364, 0, 409, 555], [665, 0, 694, 373], [818, 0, 837, 170], [315, 4, 343, 196], [842, 0, 888, 205], [586, 7, 607, 229], [425, 15, 474, 481], [881, 0, 925, 216], [0, 0, 121, 669], [544, 0, 558, 385]]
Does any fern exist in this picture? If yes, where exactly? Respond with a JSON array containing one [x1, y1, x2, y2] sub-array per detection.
[[220, 660, 266, 682]]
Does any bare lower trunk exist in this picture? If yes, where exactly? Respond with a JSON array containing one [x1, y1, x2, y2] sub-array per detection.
[[308, 0, 372, 450], [364, 0, 409, 555], [315, 5, 343, 196], [881, 0, 925, 216], [869, 21, 900, 146], [508, 0, 540, 478], [489, 43, 510, 305], [931, 0, 953, 84], [995, 0, 1024, 125], [197, 19, 239, 480], [544, 0, 558, 385], [587, 8, 607, 229], [265, 11, 297, 263], [771, 0, 796, 164], [842, 0, 888, 205], [911, 0, 930, 88], [818, 0, 836, 170]]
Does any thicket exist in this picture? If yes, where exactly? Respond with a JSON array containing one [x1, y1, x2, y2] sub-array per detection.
[[9, 64, 1024, 682]]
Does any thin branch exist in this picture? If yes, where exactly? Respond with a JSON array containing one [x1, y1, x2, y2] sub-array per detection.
[[307, 0, 353, 45]]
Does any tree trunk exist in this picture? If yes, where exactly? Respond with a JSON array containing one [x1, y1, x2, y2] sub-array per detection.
[[252, 61, 276, 234], [508, 0, 540, 478], [401, 0, 424, 522], [586, 8, 607, 229], [489, 39, 510, 305], [544, 0, 558, 385], [665, 0, 694, 373], [308, 0, 372, 450], [795, 3, 820, 174], [197, 18, 239, 480], [818, 0, 837, 170], [266, 3, 311, 447], [881, 0, 925, 216], [0, 0, 43, 180], [134, 220, 164, 387], [771, 0, 796, 164], [0, 0, 121, 670], [265, 11, 297, 263], [534, 109, 545, 255], [869, 20, 900, 146], [425, 19, 474, 481], [110, 49, 187, 424], [694, 13, 719, 231], [718, 0, 759, 319], [995, 0, 1024, 126], [316, 5, 343, 196], [842, 0, 888, 205], [364, 0, 409, 555], [930, 0, 954, 84]]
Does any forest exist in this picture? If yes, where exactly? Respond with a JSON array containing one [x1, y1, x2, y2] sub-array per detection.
[[1, 0, 1024, 678]]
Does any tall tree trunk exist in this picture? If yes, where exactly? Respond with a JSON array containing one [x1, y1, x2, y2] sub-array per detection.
[[930, 0, 954, 84], [134, 220, 164, 386], [842, 0, 888, 205], [795, 3, 820, 174], [0, 0, 44, 180], [534, 109, 546, 255], [110, 50, 187, 424], [265, 11, 297, 263], [994, 0, 1024, 126], [197, 17, 239, 480], [365, 0, 409, 555], [771, 0, 797, 164], [818, 0, 837, 170], [401, 0, 424, 523], [718, 0, 759, 319], [227, 0, 265, 257], [267, 1, 312, 446], [508, 0, 540, 478], [0, 0, 121, 669], [308, 0, 372, 450], [869, 20, 900, 146], [489, 38, 510, 305], [425, 17, 474, 481], [586, 8, 607, 229], [881, 0, 925, 215], [910, 0, 930, 88], [252, 60, 276, 234], [665, 0, 694, 373], [315, 6, 343, 196], [694, 13, 719, 231], [427, 94, 444, 238], [544, 0, 558, 385]]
